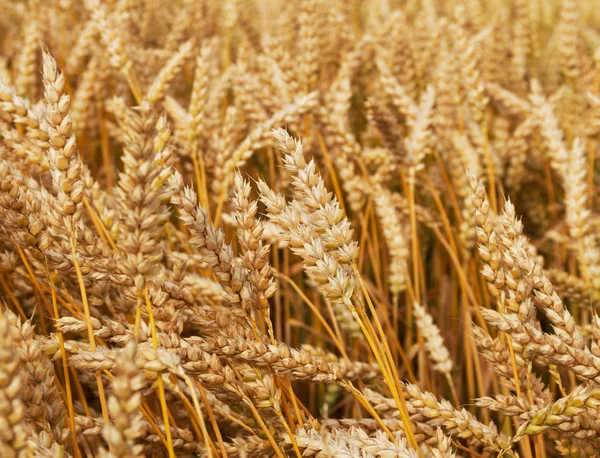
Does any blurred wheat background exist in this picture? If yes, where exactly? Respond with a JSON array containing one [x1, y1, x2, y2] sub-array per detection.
[[1, 0, 600, 456]]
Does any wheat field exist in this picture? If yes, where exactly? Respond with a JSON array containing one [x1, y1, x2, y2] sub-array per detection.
[[1, 0, 600, 456]]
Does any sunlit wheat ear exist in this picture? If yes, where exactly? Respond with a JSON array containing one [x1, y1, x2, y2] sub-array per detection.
[[99, 341, 145, 458], [0, 312, 29, 456], [42, 50, 85, 224]]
